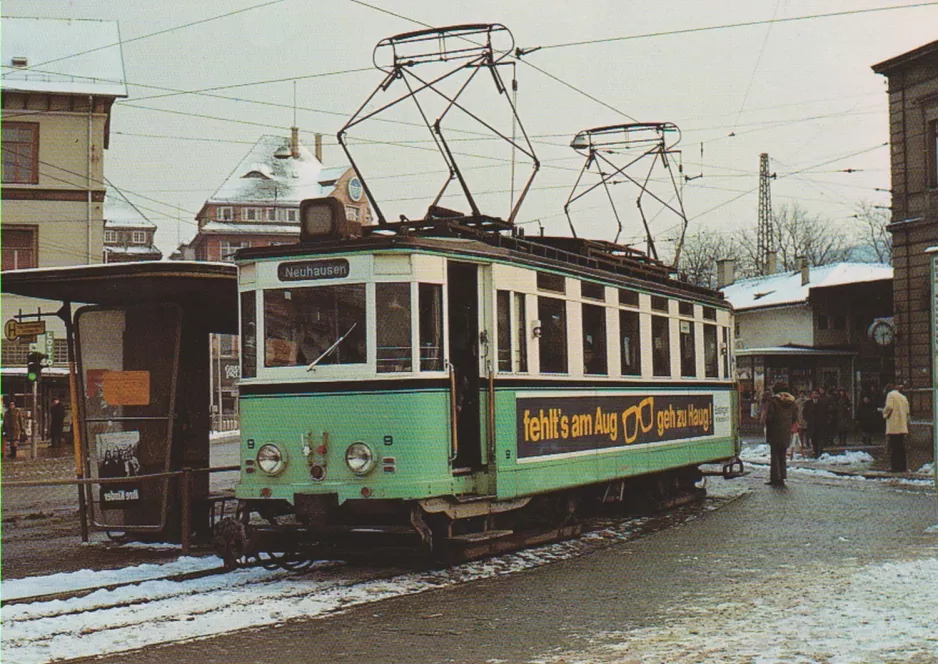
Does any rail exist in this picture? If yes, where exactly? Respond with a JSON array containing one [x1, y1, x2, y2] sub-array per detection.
[[5, 465, 240, 555]]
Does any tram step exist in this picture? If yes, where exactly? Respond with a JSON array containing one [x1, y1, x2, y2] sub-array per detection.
[[447, 529, 514, 544]]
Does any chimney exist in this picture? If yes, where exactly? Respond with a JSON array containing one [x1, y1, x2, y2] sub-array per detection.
[[314, 133, 323, 163], [766, 250, 777, 275], [716, 259, 735, 288], [290, 126, 300, 159], [799, 256, 810, 286]]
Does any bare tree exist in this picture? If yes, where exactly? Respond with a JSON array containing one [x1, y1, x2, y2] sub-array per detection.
[[852, 201, 892, 263], [739, 203, 852, 272], [676, 230, 745, 288]]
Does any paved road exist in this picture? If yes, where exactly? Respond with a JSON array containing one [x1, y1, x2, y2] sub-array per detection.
[[74, 468, 938, 664]]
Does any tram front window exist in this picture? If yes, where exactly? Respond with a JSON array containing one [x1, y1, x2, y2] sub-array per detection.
[[264, 285, 366, 367]]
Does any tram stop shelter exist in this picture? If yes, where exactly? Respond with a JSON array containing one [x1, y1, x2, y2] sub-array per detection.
[[2, 261, 238, 543]]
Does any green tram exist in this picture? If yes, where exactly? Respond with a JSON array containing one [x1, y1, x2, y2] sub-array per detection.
[[223, 200, 740, 565]]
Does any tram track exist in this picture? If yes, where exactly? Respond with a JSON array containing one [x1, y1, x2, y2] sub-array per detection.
[[2, 488, 749, 663]]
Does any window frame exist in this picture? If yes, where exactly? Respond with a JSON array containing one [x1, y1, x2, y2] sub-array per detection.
[[1, 225, 38, 270], [1, 122, 39, 185]]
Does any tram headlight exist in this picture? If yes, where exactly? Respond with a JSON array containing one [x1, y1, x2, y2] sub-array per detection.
[[256, 444, 287, 476], [345, 442, 375, 476]]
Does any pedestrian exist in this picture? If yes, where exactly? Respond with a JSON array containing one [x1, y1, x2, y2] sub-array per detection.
[[792, 391, 808, 459], [802, 389, 818, 457], [835, 388, 853, 446], [813, 387, 831, 458], [5, 398, 27, 460], [49, 396, 66, 448], [856, 390, 879, 445], [882, 383, 910, 472], [765, 381, 797, 487]]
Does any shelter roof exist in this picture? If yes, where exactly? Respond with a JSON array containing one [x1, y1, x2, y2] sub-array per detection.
[[721, 262, 892, 312], [1, 262, 237, 333], [1, 17, 128, 98]]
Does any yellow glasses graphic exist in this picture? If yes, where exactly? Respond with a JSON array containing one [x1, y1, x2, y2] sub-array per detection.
[[622, 397, 654, 443]]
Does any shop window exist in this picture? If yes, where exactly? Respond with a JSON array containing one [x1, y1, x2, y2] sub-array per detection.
[[538, 297, 567, 373], [2, 122, 39, 184], [376, 283, 412, 372], [704, 324, 718, 378], [581, 281, 604, 301], [537, 272, 565, 293], [582, 304, 607, 375], [652, 315, 670, 377], [419, 283, 444, 371], [680, 320, 697, 377], [619, 309, 641, 376]]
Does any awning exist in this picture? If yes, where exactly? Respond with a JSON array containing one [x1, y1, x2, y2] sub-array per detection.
[[736, 346, 856, 357], [1, 261, 238, 334]]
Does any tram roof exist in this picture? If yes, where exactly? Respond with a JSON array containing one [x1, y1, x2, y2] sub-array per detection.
[[238, 215, 728, 304], [1, 261, 237, 333]]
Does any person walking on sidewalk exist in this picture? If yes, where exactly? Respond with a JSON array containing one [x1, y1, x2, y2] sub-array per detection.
[[835, 388, 854, 446], [856, 389, 879, 445], [4, 398, 27, 460], [49, 397, 66, 449], [882, 383, 910, 472], [766, 381, 797, 487]]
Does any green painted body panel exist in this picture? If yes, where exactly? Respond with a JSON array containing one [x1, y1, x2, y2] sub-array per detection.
[[236, 384, 738, 505]]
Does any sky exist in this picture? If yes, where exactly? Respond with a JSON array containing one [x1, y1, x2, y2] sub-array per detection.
[[4, 0, 938, 259]]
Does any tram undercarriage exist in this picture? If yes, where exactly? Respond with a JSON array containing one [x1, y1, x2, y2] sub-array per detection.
[[213, 465, 714, 569]]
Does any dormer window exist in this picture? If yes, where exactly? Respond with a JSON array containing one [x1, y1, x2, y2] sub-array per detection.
[[11, 56, 27, 67]]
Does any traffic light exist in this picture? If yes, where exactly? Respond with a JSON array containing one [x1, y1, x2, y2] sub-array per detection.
[[26, 351, 46, 382]]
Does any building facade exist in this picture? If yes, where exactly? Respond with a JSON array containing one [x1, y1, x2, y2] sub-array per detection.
[[873, 39, 938, 450], [721, 262, 894, 433], [103, 190, 162, 263], [1, 17, 127, 420]]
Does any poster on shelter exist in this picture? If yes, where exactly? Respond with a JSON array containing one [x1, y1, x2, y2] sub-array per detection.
[[96, 430, 142, 508]]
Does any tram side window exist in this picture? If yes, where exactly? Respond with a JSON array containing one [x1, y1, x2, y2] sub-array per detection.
[[704, 323, 718, 378], [652, 315, 670, 377], [264, 285, 366, 367], [537, 272, 565, 293], [538, 297, 567, 373], [619, 309, 641, 376], [497, 290, 512, 372], [680, 320, 696, 377], [377, 282, 412, 373], [582, 303, 607, 375], [722, 327, 730, 378], [419, 283, 444, 371], [514, 292, 528, 372], [240, 291, 256, 378]]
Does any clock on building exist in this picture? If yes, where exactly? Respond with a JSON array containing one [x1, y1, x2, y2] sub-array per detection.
[[868, 319, 896, 346], [348, 178, 363, 202]]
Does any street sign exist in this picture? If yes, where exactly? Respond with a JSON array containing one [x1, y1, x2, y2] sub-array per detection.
[[4, 319, 46, 340]]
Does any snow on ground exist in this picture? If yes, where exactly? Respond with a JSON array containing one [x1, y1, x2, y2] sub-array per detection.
[[1, 556, 219, 601], [539, 554, 938, 664], [1, 486, 751, 664]]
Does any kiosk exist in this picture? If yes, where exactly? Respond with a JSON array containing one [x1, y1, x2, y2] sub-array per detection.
[[2, 261, 237, 541]]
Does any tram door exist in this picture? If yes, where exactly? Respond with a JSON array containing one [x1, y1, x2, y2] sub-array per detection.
[[448, 261, 482, 471]]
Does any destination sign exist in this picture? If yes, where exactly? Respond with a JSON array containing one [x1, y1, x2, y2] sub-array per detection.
[[278, 259, 350, 282]]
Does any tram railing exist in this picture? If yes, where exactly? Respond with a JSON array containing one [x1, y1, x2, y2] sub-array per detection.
[[3, 465, 239, 554]]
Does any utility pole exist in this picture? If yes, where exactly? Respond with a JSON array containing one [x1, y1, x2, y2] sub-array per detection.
[[757, 153, 776, 275]]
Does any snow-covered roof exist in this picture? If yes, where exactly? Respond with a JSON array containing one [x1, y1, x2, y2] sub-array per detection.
[[104, 189, 156, 230], [197, 222, 300, 235], [207, 135, 349, 205], [722, 262, 893, 312], [1, 17, 128, 98]]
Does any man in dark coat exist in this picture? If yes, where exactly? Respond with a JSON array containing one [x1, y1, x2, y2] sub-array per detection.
[[766, 381, 797, 487], [49, 397, 66, 448]]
